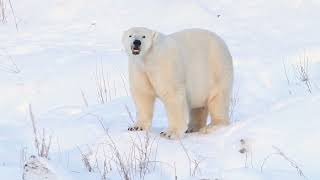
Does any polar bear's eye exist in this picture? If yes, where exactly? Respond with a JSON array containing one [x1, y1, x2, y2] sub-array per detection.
[[129, 35, 132, 38], [142, 35, 146, 38]]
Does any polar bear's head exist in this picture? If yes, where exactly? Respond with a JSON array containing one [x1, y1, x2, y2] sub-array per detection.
[[122, 27, 158, 57]]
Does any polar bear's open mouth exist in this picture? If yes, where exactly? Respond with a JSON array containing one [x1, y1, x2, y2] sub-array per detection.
[[131, 47, 141, 55]]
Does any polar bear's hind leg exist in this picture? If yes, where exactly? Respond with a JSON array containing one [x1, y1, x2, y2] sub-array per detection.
[[200, 91, 230, 133], [185, 107, 208, 133]]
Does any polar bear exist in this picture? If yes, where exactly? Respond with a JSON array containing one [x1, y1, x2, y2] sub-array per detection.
[[122, 27, 233, 139]]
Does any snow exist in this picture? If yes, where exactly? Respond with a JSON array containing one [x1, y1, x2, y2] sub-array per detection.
[[1, 0, 320, 179]]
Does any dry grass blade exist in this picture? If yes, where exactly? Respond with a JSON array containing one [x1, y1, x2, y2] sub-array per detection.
[[94, 145, 111, 180], [98, 117, 131, 180], [178, 138, 202, 177], [229, 86, 239, 122], [107, 133, 131, 180], [0, 50, 21, 74], [8, 0, 18, 30], [0, 0, 6, 23], [20, 147, 28, 168], [28, 104, 52, 159], [272, 146, 307, 179], [29, 104, 40, 156], [0, 0, 18, 30], [178, 138, 192, 176], [129, 131, 159, 179], [120, 73, 129, 97], [293, 54, 312, 93], [95, 59, 115, 104], [80, 89, 89, 107], [98, 115, 161, 180], [282, 59, 292, 94], [260, 146, 307, 179], [125, 105, 134, 123], [77, 146, 93, 172]]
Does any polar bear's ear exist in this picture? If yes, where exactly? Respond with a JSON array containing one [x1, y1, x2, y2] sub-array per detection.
[[152, 31, 159, 45]]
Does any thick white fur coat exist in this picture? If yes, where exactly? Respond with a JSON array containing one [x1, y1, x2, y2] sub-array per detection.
[[123, 27, 233, 139]]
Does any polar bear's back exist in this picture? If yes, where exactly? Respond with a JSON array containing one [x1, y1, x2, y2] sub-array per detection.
[[168, 29, 232, 73], [169, 29, 231, 62], [168, 29, 233, 108]]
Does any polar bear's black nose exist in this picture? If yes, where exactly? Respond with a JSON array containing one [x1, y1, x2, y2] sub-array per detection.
[[133, 40, 141, 46]]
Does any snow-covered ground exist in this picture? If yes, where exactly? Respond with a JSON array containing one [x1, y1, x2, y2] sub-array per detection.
[[1, 0, 320, 179]]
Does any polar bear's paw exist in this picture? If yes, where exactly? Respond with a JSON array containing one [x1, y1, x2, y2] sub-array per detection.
[[185, 127, 201, 133], [160, 130, 183, 139], [128, 126, 144, 131], [128, 121, 150, 131]]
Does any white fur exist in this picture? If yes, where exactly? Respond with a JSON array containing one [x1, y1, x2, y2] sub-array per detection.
[[122, 27, 233, 139]]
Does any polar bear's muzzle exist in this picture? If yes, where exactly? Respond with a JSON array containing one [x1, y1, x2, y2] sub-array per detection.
[[131, 39, 141, 55], [131, 46, 141, 55]]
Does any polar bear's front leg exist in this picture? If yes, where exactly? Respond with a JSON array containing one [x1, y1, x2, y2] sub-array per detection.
[[128, 91, 155, 131], [160, 92, 189, 139]]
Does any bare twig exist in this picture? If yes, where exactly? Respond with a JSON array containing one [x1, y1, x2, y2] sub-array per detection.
[[0, 0, 18, 30], [77, 146, 93, 172], [293, 54, 312, 93], [178, 138, 192, 176], [282, 59, 292, 94], [130, 131, 159, 179], [120, 73, 129, 97], [0, 50, 21, 74], [113, 80, 117, 97], [20, 147, 28, 168], [80, 89, 89, 107], [98, 117, 131, 180], [0, 0, 6, 23], [94, 145, 111, 180], [260, 146, 307, 179], [229, 86, 239, 122], [95, 62, 105, 104], [95, 59, 115, 104], [125, 105, 134, 123], [107, 133, 131, 180], [174, 162, 178, 180], [29, 104, 40, 156], [106, 72, 111, 101], [97, 115, 160, 180], [178, 138, 202, 177], [239, 139, 253, 168], [8, 0, 18, 31], [28, 104, 52, 159]]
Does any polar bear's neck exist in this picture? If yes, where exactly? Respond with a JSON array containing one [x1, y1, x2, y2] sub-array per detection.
[[130, 56, 147, 71]]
